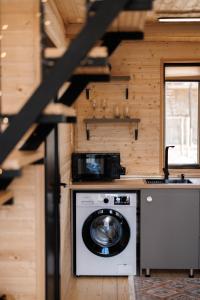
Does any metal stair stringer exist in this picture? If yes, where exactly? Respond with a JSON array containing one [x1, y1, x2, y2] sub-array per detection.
[[0, 0, 130, 166]]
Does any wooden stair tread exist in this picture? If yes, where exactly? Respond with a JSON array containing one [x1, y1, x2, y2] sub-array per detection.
[[0, 191, 13, 206], [2, 150, 44, 170], [1, 104, 76, 152], [45, 46, 109, 75], [43, 103, 76, 116], [45, 46, 108, 59], [1, 103, 76, 118]]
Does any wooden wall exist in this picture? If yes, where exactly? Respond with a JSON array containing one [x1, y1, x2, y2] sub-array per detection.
[[0, 166, 44, 300], [1, 1, 75, 299], [74, 31, 200, 177], [1, 0, 40, 114], [0, 1, 45, 299]]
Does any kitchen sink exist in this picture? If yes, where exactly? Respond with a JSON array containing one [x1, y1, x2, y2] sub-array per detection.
[[145, 178, 192, 184]]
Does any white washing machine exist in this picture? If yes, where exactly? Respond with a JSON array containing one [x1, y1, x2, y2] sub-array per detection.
[[73, 191, 137, 276]]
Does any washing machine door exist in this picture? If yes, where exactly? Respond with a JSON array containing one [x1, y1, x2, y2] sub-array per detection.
[[82, 209, 130, 257]]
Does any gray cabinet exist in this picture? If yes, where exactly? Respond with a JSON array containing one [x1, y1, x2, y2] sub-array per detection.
[[140, 189, 199, 272]]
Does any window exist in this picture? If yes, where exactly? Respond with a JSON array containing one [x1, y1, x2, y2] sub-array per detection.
[[164, 64, 200, 167]]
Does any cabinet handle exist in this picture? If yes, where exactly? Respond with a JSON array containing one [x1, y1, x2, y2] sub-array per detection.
[[146, 196, 152, 202]]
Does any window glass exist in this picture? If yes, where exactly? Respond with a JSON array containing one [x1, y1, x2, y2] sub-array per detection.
[[165, 79, 198, 165], [165, 66, 200, 79]]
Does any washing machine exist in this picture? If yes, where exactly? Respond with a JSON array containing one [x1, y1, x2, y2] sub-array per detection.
[[72, 191, 138, 276]]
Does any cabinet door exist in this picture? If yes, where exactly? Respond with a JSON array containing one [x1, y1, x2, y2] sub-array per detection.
[[141, 189, 199, 269]]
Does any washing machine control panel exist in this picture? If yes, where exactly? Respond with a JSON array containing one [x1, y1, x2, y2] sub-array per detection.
[[114, 196, 130, 205], [76, 193, 136, 206]]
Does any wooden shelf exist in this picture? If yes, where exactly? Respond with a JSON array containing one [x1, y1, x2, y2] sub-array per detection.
[[74, 65, 110, 75], [84, 118, 140, 124], [84, 118, 140, 140], [0, 190, 13, 206]]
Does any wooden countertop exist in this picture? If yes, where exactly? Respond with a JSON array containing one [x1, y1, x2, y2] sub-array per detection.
[[70, 178, 200, 190]]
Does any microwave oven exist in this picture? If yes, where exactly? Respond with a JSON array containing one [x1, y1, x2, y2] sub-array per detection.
[[72, 153, 125, 182]]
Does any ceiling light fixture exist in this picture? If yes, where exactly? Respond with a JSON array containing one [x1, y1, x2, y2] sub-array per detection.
[[158, 17, 200, 23]]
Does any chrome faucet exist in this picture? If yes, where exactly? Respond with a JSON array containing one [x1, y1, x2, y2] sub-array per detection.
[[163, 146, 175, 180]]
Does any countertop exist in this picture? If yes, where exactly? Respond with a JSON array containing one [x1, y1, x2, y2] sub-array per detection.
[[70, 178, 200, 190]]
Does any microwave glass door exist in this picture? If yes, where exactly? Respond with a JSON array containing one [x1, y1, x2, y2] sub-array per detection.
[[77, 156, 105, 177]]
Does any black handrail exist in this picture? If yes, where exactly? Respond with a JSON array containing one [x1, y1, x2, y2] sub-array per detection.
[[0, 0, 130, 165]]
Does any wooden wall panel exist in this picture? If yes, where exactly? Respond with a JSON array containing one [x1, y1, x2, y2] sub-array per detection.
[[1, 0, 40, 114], [144, 23, 200, 42], [75, 39, 200, 176], [0, 165, 44, 300], [0, 1, 44, 299]]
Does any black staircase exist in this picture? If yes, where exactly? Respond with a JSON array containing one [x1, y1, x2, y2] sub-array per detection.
[[0, 1, 153, 299], [0, 0, 132, 165]]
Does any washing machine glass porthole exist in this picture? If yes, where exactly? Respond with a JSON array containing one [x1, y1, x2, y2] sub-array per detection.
[[90, 215, 123, 247], [82, 209, 130, 257]]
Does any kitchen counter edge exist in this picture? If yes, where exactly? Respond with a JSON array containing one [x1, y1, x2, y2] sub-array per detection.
[[69, 178, 200, 190]]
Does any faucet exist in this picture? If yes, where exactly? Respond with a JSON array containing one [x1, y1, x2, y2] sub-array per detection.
[[163, 146, 175, 180]]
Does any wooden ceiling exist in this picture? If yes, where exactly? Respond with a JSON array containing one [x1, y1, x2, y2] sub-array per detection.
[[45, 0, 200, 48], [53, 0, 200, 26], [54, 0, 86, 24]]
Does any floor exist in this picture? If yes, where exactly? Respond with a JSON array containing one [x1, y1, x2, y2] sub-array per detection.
[[67, 277, 129, 300], [66, 271, 200, 300], [135, 277, 200, 300]]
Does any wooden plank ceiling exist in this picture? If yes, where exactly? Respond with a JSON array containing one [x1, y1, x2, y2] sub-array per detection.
[[54, 0, 147, 32], [54, 0, 200, 27], [54, 0, 86, 24], [45, 0, 200, 47]]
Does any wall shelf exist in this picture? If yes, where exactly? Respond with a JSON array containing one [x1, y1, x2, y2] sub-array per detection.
[[84, 118, 140, 140]]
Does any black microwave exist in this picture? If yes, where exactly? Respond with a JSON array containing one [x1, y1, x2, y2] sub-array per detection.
[[72, 153, 125, 182]]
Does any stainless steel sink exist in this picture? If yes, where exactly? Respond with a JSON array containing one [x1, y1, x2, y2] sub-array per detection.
[[145, 178, 192, 184]]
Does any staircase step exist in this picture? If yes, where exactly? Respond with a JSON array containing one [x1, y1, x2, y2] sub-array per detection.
[[0, 104, 76, 153], [18, 104, 77, 151], [2, 150, 43, 170], [44, 46, 109, 75], [0, 104, 76, 125], [45, 46, 107, 59], [43, 103, 76, 116], [0, 191, 13, 206], [39, 103, 77, 123]]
